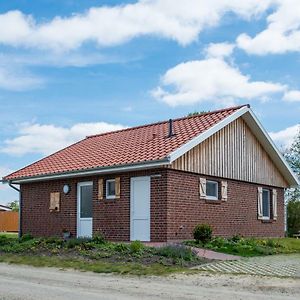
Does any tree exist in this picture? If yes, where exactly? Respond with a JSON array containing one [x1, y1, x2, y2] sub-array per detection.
[[284, 126, 300, 236], [187, 111, 209, 117], [7, 200, 19, 212]]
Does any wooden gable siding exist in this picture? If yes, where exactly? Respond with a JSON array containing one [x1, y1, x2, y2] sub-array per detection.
[[170, 117, 288, 187]]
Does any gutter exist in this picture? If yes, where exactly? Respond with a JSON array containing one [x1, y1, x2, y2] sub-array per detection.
[[7, 182, 22, 238], [6, 158, 170, 184]]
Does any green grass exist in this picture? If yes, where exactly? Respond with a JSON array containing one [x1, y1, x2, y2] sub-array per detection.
[[0, 232, 18, 239], [0, 254, 186, 276], [185, 237, 300, 257]]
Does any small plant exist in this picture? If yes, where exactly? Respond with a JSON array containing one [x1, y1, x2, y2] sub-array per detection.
[[0, 235, 9, 246], [92, 233, 105, 244], [193, 224, 212, 244], [19, 234, 33, 242], [156, 245, 196, 261], [230, 235, 242, 243], [130, 240, 144, 254], [65, 238, 91, 249], [114, 243, 129, 253]]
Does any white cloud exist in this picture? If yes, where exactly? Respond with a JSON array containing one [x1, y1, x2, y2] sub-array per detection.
[[0, 1, 274, 52], [0, 65, 43, 91], [152, 57, 286, 106], [283, 90, 300, 102], [204, 42, 235, 58], [237, 0, 300, 55], [269, 124, 300, 149], [1, 122, 126, 156]]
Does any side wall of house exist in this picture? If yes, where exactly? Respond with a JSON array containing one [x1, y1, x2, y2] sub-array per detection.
[[20, 169, 168, 241], [166, 169, 285, 240]]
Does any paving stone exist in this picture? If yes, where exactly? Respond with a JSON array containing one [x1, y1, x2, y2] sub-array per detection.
[[194, 255, 300, 278]]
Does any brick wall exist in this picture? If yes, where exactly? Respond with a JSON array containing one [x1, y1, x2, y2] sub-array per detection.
[[166, 169, 285, 240], [20, 168, 285, 241], [20, 169, 168, 241]]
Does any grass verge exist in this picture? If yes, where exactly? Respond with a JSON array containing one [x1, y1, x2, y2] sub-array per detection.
[[185, 237, 300, 257], [0, 253, 187, 276], [0, 233, 204, 275]]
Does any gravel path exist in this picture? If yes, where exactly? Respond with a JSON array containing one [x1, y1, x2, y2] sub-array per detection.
[[0, 261, 300, 300]]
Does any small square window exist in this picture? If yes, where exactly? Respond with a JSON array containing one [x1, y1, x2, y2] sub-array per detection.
[[106, 179, 116, 199], [262, 189, 270, 219], [206, 181, 218, 200]]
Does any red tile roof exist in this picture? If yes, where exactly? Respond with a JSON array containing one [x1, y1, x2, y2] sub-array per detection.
[[4, 105, 246, 181]]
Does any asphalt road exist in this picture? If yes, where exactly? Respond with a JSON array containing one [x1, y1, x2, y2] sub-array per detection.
[[0, 263, 299, 300]]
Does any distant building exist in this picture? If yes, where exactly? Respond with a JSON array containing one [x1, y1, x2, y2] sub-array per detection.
[[0, 205, 12, 212]]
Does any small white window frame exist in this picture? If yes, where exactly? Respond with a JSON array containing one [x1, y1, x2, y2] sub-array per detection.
[[106, 179, 116, 199], [206, 180, 219, 200], [262, 189, 271, 220]]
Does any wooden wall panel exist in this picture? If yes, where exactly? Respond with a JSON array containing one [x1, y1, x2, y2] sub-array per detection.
[[170, 118, 288, 187]]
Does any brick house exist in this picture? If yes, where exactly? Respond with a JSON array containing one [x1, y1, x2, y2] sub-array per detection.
[[2, 105, 299, 241]]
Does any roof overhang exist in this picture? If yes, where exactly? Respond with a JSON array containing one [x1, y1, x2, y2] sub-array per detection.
[[3, 159, 170, 184], [168, 106, 299, 188]]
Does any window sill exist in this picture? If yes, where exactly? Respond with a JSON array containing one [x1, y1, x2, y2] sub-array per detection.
[[205, 199, 222, 204], [261, 219, 275, 223], [105, 196, 116, 200]]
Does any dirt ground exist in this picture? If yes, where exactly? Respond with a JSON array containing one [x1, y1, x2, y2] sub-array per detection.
[[0, 263, 299, 300]]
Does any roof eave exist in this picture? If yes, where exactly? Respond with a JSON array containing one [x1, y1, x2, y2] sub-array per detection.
[[5, 158, 170, 184]]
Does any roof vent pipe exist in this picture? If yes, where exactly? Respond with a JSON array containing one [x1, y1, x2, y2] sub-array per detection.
[[168, 119, 175, 138]]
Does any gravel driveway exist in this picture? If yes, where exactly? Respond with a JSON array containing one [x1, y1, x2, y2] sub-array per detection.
[[0, 261, 300, 300]]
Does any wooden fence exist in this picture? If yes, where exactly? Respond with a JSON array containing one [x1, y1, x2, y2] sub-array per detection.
[[0, 211, 19, 232]]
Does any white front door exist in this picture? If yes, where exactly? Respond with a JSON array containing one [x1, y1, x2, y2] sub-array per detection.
[[130, 176, 151, 241], [77, 182, 93, 238]]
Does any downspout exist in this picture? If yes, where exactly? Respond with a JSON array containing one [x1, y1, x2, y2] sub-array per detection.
[[8, 182, 22, 238]]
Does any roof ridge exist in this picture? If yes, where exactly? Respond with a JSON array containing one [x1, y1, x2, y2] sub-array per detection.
[[87, 104, 249, 139]]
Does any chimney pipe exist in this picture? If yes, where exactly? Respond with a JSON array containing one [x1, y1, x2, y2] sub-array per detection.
[[168, 119, 175, 137]]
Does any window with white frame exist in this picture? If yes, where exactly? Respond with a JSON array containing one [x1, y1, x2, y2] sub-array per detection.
[[262, 189, 270, 219], [206, 180, 218, 200], [106, 179, 116, 199]]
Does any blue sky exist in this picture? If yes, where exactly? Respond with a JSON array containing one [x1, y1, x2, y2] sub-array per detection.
[[0, 0, 300, 204]]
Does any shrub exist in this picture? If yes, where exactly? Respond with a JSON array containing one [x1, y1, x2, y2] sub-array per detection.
[[65, 238, 91, 249], [157, 245, 195, 261], [92, 233, 105, 244], [193, 224, 212, 244], [230, 235, 242, 243], [0, 235, 9, 246], [114, 243, 130, 253], [44, 237, 63, 245], [130, 240, 144, 254], [19, 234, 33, 242]]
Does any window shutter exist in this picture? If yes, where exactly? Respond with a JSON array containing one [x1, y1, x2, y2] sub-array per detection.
[[257, 187, 263, 219], [221, 181, 228, 201], [199, 178, 206, 199], [272, 189, 277, 220], [98, 179, 103, 200], [50, 192, 60, 212], [115, 177, 121, 199]]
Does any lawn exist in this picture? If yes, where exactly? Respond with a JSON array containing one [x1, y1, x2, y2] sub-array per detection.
[[0, 233, 204, 275], [185, 237, 300, 257]]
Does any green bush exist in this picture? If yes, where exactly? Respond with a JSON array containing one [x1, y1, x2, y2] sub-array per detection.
[[130, 240, 144, 254], [65, 238, 91, 249], [114, 243, 130, 253], [0, 235, 9, 246], [92, 233, 105, 244], [19, 234, 33, 242], [193, 224, 212, 244], [156, 245, 195, 261]]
